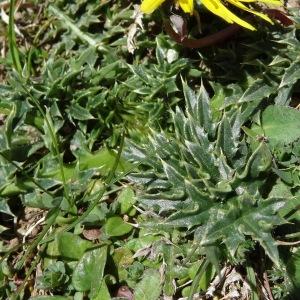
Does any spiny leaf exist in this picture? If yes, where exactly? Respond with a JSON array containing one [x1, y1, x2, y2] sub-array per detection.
[[184, 179, 211, 209], [182, 80, 198, 116], [216, 115, 236, 162], [238, 78, 276, 103], [162, 160, 186, 188], [196, 197, 287, 267], [196, 83, 213, 136], [182, 81, 213, 135], [279, 60, 300, 89], [185, 141, 219, 181]]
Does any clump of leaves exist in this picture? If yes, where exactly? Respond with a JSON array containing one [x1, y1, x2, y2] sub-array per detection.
[[126, 81, 300, 298], [1, 0, 299, 299]]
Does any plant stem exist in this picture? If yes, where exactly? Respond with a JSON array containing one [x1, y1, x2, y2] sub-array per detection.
[[14, 208, 60, 271], [13, 244, 46, 300], [20, 83, 72, 208], [39, 132, 127, 245], [0, 152, 53, 196], [188, 260, 209, 300], [8, 0, 22, 74]]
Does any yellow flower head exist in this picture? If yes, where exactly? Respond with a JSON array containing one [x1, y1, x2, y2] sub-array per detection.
[[141, 0, 194, 15], [140, 0, 283, 30]]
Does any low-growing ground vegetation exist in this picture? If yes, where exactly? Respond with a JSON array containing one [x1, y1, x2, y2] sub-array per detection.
[[0, 1, 299, 299]]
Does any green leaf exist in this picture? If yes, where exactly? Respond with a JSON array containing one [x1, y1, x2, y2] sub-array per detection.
[[162, 160, 186, 188], [57, 232, 93, 260], [134, 269, 162, 300], [156, 37, 166, 66], [104, 216, 132, 237], [249, 142, 272, 177], [199, 262, 215, 291], [113, 247, 134, 267], [211, 84, 225, 121], [238, 79, 275, 103], [0, 201, 14, 216], [185, 141, 219, 181], [2, 103, 16, 150], [48, 5, 97, 46], [90, 281, 111, 300], [195, 197, 286, 267], [0, 225, 9, 234], [23, 191, 61, 209], [30, 297, 71, 300], [183, 81, 198, 117], [197, 83, 213, 135], [246, 266, 259, 300], [39, 148, 131, 181], [118, 187, 136, 214], [287, 248, 300, 289], [216, 115, 236, 162], [274, 85, 293, 106], [37, 261, 68, 290], [42, 109, 63, 154], [8, 0, 22, 74], [185, 180, 211, 210], [262, 105, 300, 147], [188, 260, 209, 300], [69, 104, 95, 121], [269, 179, 293, 199], [279, 60, 300, 89], [162, 245, 176, 296], [72, 246, 107, 292], [183, 81, 213, 135]]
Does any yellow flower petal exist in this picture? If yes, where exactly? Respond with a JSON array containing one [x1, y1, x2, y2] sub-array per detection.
[[227, 0, 274, 24], [140, 0, 166, 14], [259, 0, 283, 4], [201, 0, 256, 30], [140, 0, 283, 30], [178, 0, 194, 14], [238, 0, 282, 4]]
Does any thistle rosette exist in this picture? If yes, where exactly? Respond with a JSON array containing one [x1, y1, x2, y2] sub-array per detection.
[[140, 0, 283, 30], [126, 82, 292, 267]]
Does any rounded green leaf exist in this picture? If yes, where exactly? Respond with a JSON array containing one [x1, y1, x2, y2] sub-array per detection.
[[113, 247, 134, 267], [30, 297, 71, 300], [134, 269, 162, 300], [104, 216, 132, 237], [57, 232, 93, 260], [118, 187, 136, 214], [262, 105, 300, 147], [72, 246, 107, 292]]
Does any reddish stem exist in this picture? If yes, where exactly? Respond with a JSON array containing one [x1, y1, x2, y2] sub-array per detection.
[[164, 21, 240, 49], [164, 9, 293, 49], [265, 9, 294, 26]]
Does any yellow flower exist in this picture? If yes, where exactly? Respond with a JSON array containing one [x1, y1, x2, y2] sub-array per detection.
[[201, 0, 282, 30], [141, 0, 194, 15], [140, 0, 283, 30]]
